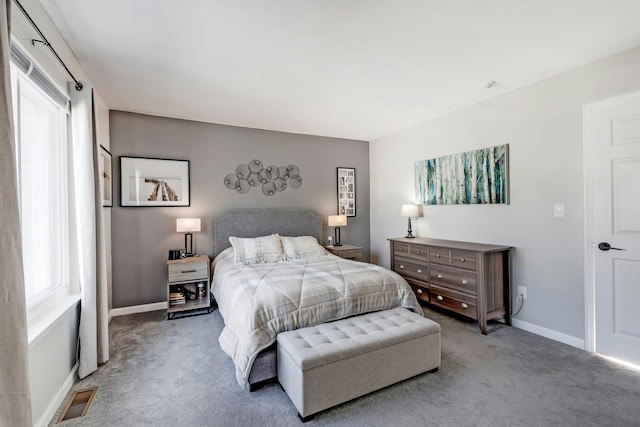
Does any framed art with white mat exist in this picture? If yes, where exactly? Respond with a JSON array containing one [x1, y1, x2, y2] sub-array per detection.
[[337, 167, 356, 217], [120, 156, 190, 207]]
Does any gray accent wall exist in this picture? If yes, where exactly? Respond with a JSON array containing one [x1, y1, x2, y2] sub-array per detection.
[[370, 45, 640, 344], [110, 111, 369, 308]]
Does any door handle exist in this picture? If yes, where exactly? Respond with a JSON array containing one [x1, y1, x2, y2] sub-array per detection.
[[598, 242, 625, 251]]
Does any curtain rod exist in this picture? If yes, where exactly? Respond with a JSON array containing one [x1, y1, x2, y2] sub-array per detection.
[[12, 0, 83, 91]]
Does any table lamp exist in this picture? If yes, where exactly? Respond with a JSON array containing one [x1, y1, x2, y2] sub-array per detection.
[[176, 218, 201, 256], [328, 215, 347, 246], [400, 204, 419, 238]]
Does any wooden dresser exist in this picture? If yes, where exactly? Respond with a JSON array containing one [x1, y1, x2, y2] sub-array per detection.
[[389, 237, 511, 334]]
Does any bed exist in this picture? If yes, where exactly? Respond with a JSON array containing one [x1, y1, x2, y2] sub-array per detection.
[[211, 208, 422, 390]]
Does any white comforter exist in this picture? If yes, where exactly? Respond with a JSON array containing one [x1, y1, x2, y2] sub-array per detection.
[[211, 248, 422, 388]]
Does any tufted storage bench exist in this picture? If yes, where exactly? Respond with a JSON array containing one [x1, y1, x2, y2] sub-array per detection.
[[277, 307, 441, 421]]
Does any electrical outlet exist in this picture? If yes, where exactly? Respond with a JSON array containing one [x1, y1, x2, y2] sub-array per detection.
[[554, 203, 565, 218], [518, 286, 527, 300]]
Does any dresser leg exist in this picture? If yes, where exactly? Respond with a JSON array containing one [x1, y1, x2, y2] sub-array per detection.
[[299, 413, 315, 423], [480, 322, 488, 335]]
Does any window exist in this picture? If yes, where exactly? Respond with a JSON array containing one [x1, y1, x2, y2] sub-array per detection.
[[10, 52, 71, 309]]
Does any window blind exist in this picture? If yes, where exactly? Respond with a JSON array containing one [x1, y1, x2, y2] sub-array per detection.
[[10, 39, 70, 111]]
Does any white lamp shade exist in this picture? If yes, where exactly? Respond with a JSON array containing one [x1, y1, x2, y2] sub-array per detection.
[[401, 204, 419, 217], [176, 218, 201, 233], [328, 215, 347, 227]]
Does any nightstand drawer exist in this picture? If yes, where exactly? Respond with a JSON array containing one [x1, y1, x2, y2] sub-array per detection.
[[430, 285, 477, 319], [326, 244, 363, 261], [338, 248, 363, 260], [168, 260, 208, 283], [430, 265, 477, 294]]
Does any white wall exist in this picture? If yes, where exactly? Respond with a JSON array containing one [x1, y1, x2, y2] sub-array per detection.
[[370, 45, 640, 343], [28, 306, 79, 426]]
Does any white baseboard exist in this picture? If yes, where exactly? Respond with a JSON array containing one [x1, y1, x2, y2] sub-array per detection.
[[36, 361, 78, 427], [109, 301, 166, 318], [512, 319, 585, 350]]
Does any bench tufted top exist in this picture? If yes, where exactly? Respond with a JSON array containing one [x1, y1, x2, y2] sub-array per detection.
[[277, 307, 441, 371]]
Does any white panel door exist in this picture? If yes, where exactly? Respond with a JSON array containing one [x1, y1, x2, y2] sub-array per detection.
[[586, 93, 640, 366]]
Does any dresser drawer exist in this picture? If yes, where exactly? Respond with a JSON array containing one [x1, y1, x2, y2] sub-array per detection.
[[394, 257, 428, 282], [450, 250, 477, 270], [409, 245, 428, 262], [168, 260, 208, 283], [430, 265, 477, 295], [430, 285, 477, 319], [407, 280, 430, 304], [394, 242, 410, 257], [429, 247, 450, 265]]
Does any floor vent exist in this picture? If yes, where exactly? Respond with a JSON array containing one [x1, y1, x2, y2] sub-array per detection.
[[56, 387, 98, 423]]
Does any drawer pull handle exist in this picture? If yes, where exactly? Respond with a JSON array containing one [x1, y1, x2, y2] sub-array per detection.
[[461, 258, 465, 262], [181, 269, 197, 273], [417, 269, 423, 274], [462, 279, 468, 284], [416, 251, 420, 255], [417, 289, 423, 294], [461, 303, 469, 309], [436, 254, 441, 258], [437, 274, 443, 278], [436, 295, 444, 301], [399, 265, 404, 269], [399, 248, 403, 251]]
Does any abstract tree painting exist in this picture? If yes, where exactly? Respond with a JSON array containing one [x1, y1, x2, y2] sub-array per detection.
[[415, 144, 509, 205]]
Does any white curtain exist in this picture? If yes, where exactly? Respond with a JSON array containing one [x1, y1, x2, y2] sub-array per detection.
[[92, 93, 110, 366], [0, 1, 33, 425], [71, 84, 109, 378]]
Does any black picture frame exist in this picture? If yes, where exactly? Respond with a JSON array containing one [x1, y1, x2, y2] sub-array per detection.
[[119, 156, 190, 207], [99, 145, 112, 207], [337, 167, 356, 217]]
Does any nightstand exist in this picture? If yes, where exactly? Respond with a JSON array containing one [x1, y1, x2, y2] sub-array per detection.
[[167, 254, 212, 319], [325, 244, 363, 261]]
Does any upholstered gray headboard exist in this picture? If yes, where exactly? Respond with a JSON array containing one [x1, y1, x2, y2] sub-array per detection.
[[213, 208, 323, 256]]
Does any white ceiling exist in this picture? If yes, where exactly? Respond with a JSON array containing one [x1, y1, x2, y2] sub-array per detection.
[[42, 0, 640, 141]]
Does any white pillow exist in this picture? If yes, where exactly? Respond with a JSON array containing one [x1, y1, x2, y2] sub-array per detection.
[[281, 236, 328, 260], [229, 234, 283, 265]]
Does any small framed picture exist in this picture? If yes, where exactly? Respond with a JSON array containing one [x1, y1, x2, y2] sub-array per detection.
[[120, 156, 190, 207], [99, 146, 112, 207], [337, 167, 356, 217]]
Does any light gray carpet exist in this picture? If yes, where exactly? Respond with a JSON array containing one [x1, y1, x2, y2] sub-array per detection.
[[51, 307, 640, 426]]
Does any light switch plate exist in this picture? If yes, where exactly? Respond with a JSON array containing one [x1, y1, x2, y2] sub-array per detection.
[[554, 203, 565, 218]]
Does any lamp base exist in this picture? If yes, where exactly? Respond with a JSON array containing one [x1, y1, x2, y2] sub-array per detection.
[[405, 218, 416, 238], [334, 227, 342, 246], [185, 232, 194, 256]]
